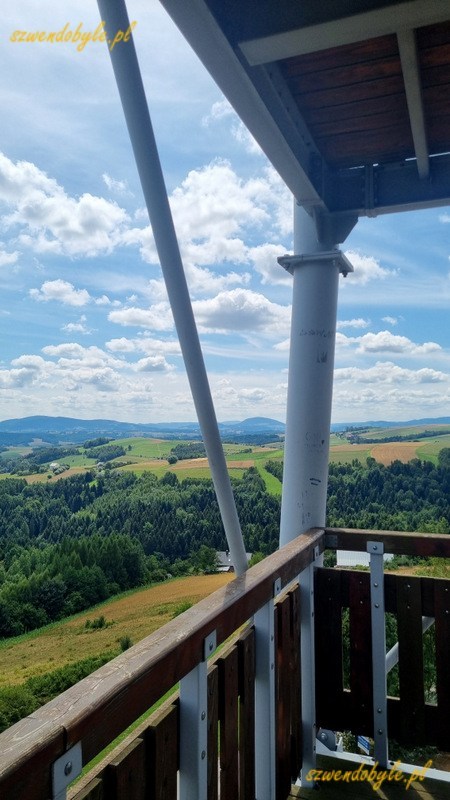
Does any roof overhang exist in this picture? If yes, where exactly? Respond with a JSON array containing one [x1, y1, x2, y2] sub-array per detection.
[[158, 0, 450, 234]]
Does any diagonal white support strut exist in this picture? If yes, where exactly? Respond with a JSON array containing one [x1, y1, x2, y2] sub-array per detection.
[[97, 0, 247, 576]]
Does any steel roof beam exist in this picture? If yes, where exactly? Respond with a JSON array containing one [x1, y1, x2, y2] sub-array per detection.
[[397, 29, 429, 179], [239, 0, 450, 63]]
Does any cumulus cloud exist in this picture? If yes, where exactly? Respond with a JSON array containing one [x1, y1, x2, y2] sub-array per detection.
[[108, 304, 174, 331], [134, 356, 173, 372], [0, 153, 129, 257], [357, 331, 441, 356], [335, 361, 447, 384], [192, 289, 291, 334], [105, 336, 181, 355], [344, 250, 395, 285], [61, 315, 92, 335], [337, 318, 371, 330], [0, 249, 19, 267], [30, 279, 91, 306]]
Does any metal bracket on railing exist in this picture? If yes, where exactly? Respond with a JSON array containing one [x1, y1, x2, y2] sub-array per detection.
[[203, 629, 217, 661], [273, 577, 282, 597], [367, 541, 388, 767], [52, 742, 82, 800]]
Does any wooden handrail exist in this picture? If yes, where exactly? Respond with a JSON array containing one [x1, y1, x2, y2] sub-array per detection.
[[325, 527, 450, 557], [0, 527, 323, 800]]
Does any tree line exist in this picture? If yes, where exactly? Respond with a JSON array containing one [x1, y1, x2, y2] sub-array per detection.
[[0, 454, 449, 639]]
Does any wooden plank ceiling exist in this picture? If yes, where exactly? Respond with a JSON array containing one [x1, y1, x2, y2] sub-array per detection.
[[159, 0, 450, 218], [279, 22, 450, 169]]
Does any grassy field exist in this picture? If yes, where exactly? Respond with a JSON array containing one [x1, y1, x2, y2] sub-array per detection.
[[0, 574, 233, 688]]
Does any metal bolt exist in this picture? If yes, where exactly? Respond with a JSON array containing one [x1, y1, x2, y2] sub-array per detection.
[[372, 545, 378, 551], [64, 762, 73, 777], [209, 642, 213, 652], [377, 729, 383, 735], [373, 582, 378, 588], [374, 603, 380, 609], [201, 750, 206, 760], [201, 711, 206, 721], [377, 708, 382, 714]]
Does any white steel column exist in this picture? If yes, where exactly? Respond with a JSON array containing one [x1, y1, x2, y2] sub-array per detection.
[[279, 205, 353, 786]]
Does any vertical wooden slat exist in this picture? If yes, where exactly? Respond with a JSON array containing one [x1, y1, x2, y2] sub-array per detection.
[[276, 594, 292, 800], [348, 571, 373, 734], [397, 577, 426, 744], [105, 738, 146, 800], [146, 703, 178, 800], [218, 645, 239, 800], [289, 586, 302, 781], [434, 580, 450, 751], [237, 627, 255, 800], [207, 665, 219, 800], [314, 568, 344, 730]]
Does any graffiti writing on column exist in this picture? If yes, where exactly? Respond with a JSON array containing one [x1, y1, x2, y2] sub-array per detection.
[[305, 431, 326, 452], [297, 329, 335, 365]]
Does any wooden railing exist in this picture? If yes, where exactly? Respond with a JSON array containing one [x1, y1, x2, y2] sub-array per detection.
[[0, 527, 321, 800], [318, 528, 450, 753], [0, 527, 449, 800]]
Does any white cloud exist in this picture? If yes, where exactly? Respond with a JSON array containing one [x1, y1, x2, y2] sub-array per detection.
[[335, 361, 447, 384], [0, 249, 19, 267], [108, 303, 174, 331], [134, 356, 173, 373], [0, 153, 129, 257], [337, 318, 371, 330], [61, 315, 91, 335], [382, 316, 398, 326], [102, 173, 131, 196], [357, 330, 441, 356], [192, 289, 291, 334], [344, 250, 395, 285], [30, 279, 91, 306], [105, 336, 181, 355], [249, 243, 291, 285]]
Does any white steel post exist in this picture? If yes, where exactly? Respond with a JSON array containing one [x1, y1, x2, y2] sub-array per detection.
[[96, 0, 248, 577], [254, 579, 281, 800], [368, 541, 389, 767], [279, 204, 353, 786]]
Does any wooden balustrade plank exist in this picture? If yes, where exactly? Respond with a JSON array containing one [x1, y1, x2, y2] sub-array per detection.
[[315, 568, 344, 730], [0, 721, 64, 800], [348, 571, 373, 734], [218, 645, 239, 800], [207, 665, 219, 800], [326, 529, 450, 558], [146, 703, 178, 800], [276, 594, 292, 800], [104, 738, 146, 800], [237, 626, 255, 800], [435, 580, 450, 751], [396, 577, 426, 744], [71, 777, 104, 800], [288, 587, 302, 781]]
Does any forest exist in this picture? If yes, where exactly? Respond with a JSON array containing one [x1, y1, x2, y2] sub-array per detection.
[[0, 452, 449, 639]]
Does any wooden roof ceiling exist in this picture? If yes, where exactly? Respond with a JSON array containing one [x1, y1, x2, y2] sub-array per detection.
[[159, 0, 450, 234]]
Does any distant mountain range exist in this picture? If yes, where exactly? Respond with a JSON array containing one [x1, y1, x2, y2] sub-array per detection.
[[0, 414, 449, 446], [0, 415, 286, 445]]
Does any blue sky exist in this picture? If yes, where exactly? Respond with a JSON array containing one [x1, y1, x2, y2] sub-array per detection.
[[0, 0, 449, 425]]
